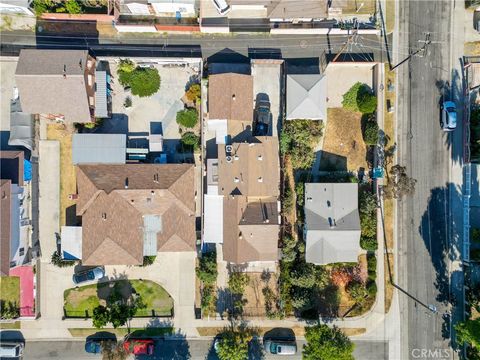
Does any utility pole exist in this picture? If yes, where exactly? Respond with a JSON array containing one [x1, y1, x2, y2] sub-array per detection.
[[390, 32, 431, 71], [332, 20, 359, 62]]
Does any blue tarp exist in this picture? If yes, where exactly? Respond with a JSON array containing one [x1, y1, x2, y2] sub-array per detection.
[[23, 159, 32, 182]]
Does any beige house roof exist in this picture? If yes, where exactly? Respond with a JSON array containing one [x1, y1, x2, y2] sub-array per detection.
[[15, 49, 93, 123], [208, 73, 253, 122], [223, 196, 279, 264], [217, 136, 280, 197], [76, 164, 195, 266]]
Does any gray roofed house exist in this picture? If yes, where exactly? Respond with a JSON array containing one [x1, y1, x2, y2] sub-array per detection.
[[286, 74, 327, 120], [15, 49, 97, 123], [304, 183, 361, 265], [72, 134, 126, 164]]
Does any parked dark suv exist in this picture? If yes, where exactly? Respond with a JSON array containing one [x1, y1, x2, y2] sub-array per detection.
[[254, 100, 271, 136]]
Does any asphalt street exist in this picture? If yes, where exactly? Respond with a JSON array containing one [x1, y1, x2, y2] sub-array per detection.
[[19, 339, 387, 360], [0, 26, 386, 61], [397, 0, 464, 359]]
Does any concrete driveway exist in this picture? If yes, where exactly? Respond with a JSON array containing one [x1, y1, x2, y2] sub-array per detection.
[[252, 61, 283, 137], [326, 63, 375, 108]]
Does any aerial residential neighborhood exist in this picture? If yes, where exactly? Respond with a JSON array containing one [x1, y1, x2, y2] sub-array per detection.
[[0, 1, 479, 360]]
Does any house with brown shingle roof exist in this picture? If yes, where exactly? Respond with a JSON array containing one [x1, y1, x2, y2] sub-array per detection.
[[205, 136, 281, 265], [15, 49, 98, 123], [76, 164, 195, 266]]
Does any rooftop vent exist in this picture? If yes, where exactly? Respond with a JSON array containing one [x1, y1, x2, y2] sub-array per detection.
[[232, 94, 236, 100], [234, 177, 240, 183], [226, 156, 233, 163], [257, 155, 263, 161], [102, 213, 107, 220], [151, 190, 155, 196], [258, 177, 263, 183], [328, 217, 336, 228], [124, 177, 129, 189], [226, 145, 233, 153], [307, 197, 313, 202], [153, 173, 159, 183], [234, 155, 239, 160], [327, 200, 331, 207]]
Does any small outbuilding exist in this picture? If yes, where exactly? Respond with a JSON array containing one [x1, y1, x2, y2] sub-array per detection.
[[72, 134, 126, 164]]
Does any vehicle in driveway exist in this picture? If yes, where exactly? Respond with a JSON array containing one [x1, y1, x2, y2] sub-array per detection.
[[123, 339, 155, 356], [254, 100, 271, 136], [440, 101, 457, 131], [263, 340, 297, 355], [211, 0, 230, 15], [0, 342, 24, 358], [72, 267, 105, 285]]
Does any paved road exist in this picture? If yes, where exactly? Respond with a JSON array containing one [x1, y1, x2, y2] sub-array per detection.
[[19, 339, 387, 360], [0, 26, 385, 61], [397, 0, 464, 359]]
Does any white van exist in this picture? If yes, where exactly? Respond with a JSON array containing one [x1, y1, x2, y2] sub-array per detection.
[[211, 0, 230, 15], [0, 342, 24, 358]]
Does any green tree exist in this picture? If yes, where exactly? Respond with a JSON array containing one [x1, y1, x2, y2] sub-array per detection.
[[185, 83, 201, 104], [228, 272, 249, 294], [455, 318, 480, 349], [359, 190, 377, 251], [281, 120, 323, 170], [215, 326, 253, 360], [181, 132, 200, 150], [201, 285, 217, 315], [363, 120, 379, 145], [65, 0, 82, 14], [290, 286, 314, 310], [384, 165, 417, 199], [196, 250, 217, 286], [33, 0, 54, 15], [118, 59, 135, 86], [281, 235, 298, 262], [346, 282, 368, 303], [92, 305, 110, 329], [129, 68, 161, 97], [176, 108, 198, 128], [303, 324, 355, 360], [342, 82, 377, 114]]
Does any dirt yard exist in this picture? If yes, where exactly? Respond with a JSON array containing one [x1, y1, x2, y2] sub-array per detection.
[[47, 124, 77, 227], [242, 272, 279, 318], [320, 108, 368, 173]]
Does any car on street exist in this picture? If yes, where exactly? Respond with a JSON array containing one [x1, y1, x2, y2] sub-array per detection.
[[84, 339, 116, 354], [263, 340, 297, 355], [440, 101, 457, 131], [72, 267, 105, 285], [211, 0, 230, 15], [123, 339, 155, 356], [254, 100, 271, 136], [0, 342, 24, 358]]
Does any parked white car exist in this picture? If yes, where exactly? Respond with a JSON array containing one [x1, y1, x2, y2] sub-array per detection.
[[211, 0, 230, 15]]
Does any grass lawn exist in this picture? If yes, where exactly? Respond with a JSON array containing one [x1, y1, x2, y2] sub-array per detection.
[[320, 108, 367, 172], [47, 124, 76, 227], [64, 280, 173, 318], [243, 272, 279, 317], [0, 276, 20, 306], [385, 0, 395, 33], [337, 0, 376, 15], [68, 327, 174, 338]]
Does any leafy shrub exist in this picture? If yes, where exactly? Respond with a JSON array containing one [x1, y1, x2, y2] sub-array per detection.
[[282, 184, 295, 215], [181, 132, 200, 150], [65, 0, 82, 14], [0, 300, 20, 319], [201, 285, 217, 315], [281, 235, 298, 262], [281, 120, 323, 170], [33, 0, 52, 15], [129, 68, 160, 97], [51, 251, 75, 267], [367, 280, 377, 296], [228, 272, 249, 294], [295, 181, 305, 206], [367, 253, 377, 272], [303, 324, 354, 360], [342, 82, 377, 114], [331, 267, 354, 287], [176, 108, 198, 128], [124, 96, 132, 108], [141, 256, 156, 267], [360, 236, 378, 251], [363, 120, 379, 145], [185, 83, 201, 104], [196, 250, 217, 286], [347, 281, 368, 303], [290, 286, 314, 310]]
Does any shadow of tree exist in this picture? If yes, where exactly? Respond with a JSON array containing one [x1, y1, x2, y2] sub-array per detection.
[[418, 183, 463, 344]]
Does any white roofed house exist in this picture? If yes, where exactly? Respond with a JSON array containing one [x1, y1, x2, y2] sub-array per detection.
[[286, 74, 327, 121], [304, 183, 361, 265]]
